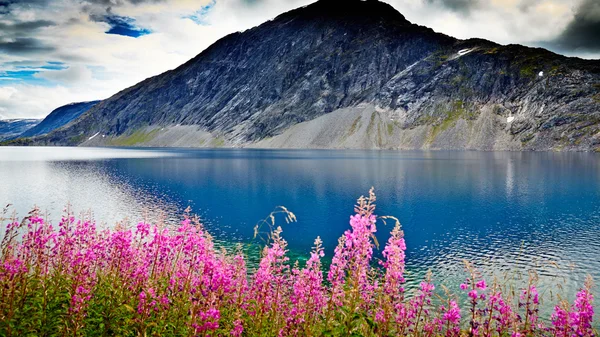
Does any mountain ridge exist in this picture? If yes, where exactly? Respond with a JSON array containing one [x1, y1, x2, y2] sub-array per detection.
[[10, 0, 600, 151], [20, 100, 100, 138], [0, 119, 41, 141]]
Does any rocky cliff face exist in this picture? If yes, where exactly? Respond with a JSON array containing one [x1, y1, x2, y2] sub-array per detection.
[[25, 0, 600, 151]]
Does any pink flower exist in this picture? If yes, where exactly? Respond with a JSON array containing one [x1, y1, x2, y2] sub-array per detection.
[[381, 222, 406, 301], [230, 319, 243, 336], [468, 290, 478, 300], [442, 300, 461, 336], [327, 212, 378, 306], [570, 287, 594, 336]]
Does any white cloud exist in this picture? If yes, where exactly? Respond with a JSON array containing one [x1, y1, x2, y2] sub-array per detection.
[[0, 84, 107, 119], [35, 65, 93, 83], [387, 0, 572, 45]]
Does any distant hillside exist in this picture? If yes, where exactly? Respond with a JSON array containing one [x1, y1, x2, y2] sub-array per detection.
[[20, 101, 100, 138], [0, 119, 40, 141], [21, 0, 600, 151]]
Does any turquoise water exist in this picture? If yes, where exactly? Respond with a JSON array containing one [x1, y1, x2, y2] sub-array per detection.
[[1, 147, 600, 301]]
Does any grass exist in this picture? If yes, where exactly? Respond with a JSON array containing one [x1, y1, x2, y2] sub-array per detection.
[[484, 47, 500, 54], [426, 100, 474, 145], [520, 64, 536, 78], [108, 128, 160, 146], [520, 133, 535, 144], [348, 116, 362, 136], [210, 137, 225, 147], [366, 111, 377, 136], [450, 75, 465, 86], [0, 137, 34, 146], [69, 134, 87, 144], [593, 84, 600, 104]]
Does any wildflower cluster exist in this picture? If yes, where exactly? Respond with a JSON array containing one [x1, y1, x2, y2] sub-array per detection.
[[0, 190, 596, 336]]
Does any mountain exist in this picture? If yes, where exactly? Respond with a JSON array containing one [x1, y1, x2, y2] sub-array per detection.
[[20, 101, 100, 138], [0, 119, 40, 141], [20, 0, 600, 151]]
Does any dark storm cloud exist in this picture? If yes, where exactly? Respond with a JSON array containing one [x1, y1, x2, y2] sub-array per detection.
[[0, 19, 57, 55], [0, 0, 52, 10], [81, 0, 165, 4], [0, 0, 165, 14], [0, 20, 56, 33], [0, 60, 45, 68], [423, 0, 553, 16], [550, 0, 600, 52], [514, 0, 546, 13], [0, 0, 164, 5], [425, 0, 480, 14], [0, 38, 56, 54], [0, 1, 9, 14]]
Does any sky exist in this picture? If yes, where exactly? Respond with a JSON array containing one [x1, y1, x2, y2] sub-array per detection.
[[0, 0, 598, 119]]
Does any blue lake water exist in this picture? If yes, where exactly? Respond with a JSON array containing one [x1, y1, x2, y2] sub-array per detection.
[[1, 147, 600, 303]]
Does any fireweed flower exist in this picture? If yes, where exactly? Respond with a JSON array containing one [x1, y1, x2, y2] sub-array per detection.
[[551, 303, 570, 336], [327, 235, 349, 306], [489, 291, 515, 335], [278, 237, 327, 336], [249, 226, 291, 321], [0, 191, 597, 337], [569, 285, 595, 337], [441, 300, 461, 337], [459, 272, 489, 337], [519, 283, 540, 333], [380, 222, 406, 300], [230, 319, 244, 336], [347, 213, 378, 303], [407, 278, 436, 334], [327, 214, 377, 307]]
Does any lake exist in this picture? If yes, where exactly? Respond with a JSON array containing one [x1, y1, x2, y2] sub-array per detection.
[[1, 146, 599, 302]]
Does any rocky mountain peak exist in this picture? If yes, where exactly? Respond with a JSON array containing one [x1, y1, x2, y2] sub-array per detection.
[[278, 0, 411, 26]]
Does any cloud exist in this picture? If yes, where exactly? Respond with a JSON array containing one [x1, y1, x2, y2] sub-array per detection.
[[0, 84, 105, 119], [0, 38, 55, 54], [0, 19, 57, 55], [82, 0, 165, 5], [0, 19, 56, 32], [185, 0, 215, 25], [550, 0, 600, 52], [202, 0, 311, 30], [0, 0, 165, 11], [387, 0, 590, 55], [35, 65, 93, 84], [425, 0, 479, 14]]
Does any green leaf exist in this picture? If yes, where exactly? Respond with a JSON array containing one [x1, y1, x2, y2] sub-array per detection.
[[122, 304, 135, 313]]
